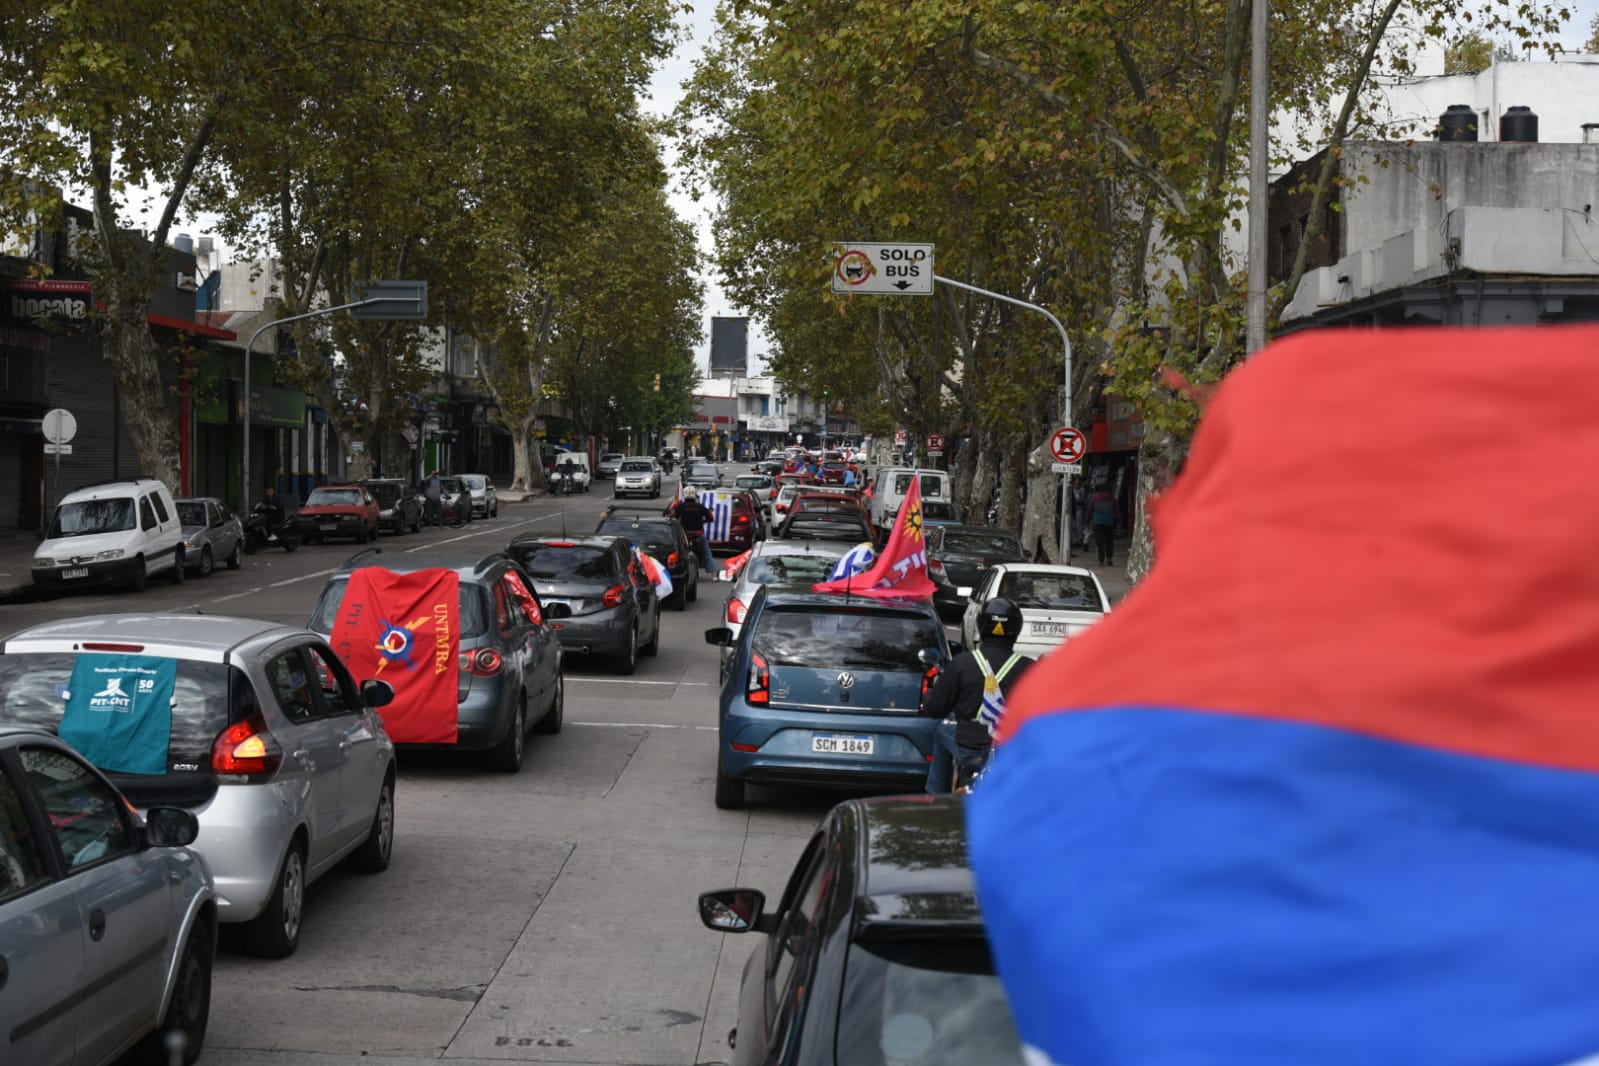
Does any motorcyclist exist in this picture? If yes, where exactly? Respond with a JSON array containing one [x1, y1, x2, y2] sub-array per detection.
[[674, 493, 715, 572], [259, 486, 285, 530], [919, 598, 1034, 793]]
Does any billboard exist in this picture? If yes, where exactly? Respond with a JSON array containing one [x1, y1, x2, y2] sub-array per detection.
[[709, 316, 748, 377]]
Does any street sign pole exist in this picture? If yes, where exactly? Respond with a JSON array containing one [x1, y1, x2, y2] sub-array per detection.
[[932, 274, 1075, 562], [240, 281, 429, 514]]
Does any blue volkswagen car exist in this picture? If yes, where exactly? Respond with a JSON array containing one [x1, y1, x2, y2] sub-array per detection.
[[704, 589, 955, 809]]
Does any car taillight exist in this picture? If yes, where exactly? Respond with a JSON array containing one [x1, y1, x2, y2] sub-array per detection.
[[603, 583, 628, 608], [727, 597, 747, 624], [930, 559, 947, 577], [459, 648, 504, 675], [212, 715, 283, 780], [668, 551, 680, 567], [734, 514, 751, 525], [747, 651, 770, 705]]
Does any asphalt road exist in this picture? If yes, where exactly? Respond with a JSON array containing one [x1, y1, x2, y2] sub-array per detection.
[[0, 468, 843, 1066]]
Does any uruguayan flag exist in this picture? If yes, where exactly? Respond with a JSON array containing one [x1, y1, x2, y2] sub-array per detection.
[[827, 541, 877, 581], [701, 492, 733, 542]]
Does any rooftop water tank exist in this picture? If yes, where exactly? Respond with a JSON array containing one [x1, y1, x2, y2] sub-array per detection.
[[1500, 106, 1539, 143], [173, 233, 195, 254], [1438, 104, 1478, 142]]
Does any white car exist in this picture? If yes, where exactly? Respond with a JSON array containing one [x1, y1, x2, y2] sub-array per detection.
[[614, 457, 662, 498], [961, 563, 1110, 659], [552, 454, 592, 493], [32, 477, 187, 594]]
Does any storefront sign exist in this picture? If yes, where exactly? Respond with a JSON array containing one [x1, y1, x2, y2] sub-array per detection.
[[1, 279, 92, 323]]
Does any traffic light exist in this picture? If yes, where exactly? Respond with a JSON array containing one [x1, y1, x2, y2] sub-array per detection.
[[653, 373, 662, 392]]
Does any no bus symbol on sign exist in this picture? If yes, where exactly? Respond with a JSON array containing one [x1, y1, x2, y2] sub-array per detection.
[[831, 242, 935, 295]]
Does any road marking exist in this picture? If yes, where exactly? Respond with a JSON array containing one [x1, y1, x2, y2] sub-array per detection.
[[569, 721, 718, 731], [403, 512, 565, 553], [565, 678, 711, 687]]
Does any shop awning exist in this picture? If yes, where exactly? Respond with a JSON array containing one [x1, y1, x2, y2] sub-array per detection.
[[148, 313, 237, 340]]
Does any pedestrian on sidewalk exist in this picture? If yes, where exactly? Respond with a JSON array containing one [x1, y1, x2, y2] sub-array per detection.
[[1087, 481, 1119, 565]]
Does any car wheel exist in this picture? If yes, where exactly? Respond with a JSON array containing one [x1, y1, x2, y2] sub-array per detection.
[[714, 765, 746, 810], [642, 609, 660, 656], [284, 530, 300, 552], [195, 546, 213, 577], [487, 699, 526, 773], [534, 672, 564, 734], [492, 504, 499, 518], [348, 774, 395, 873], [670, 584, 687, 612], [126, 555, 147, 593], [355, 525, 369, 544], [132, 920, 211, 1065], [686, 570, 698, 603], [615, 625, 638, 676], [168, 548, 186, 585], [226, 541, 242, 569], [243, 842, 305, 958]]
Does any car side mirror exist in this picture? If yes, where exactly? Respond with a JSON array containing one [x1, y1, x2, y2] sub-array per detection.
[[704, 627, 733, 646], [144, 806, 200, 848], [546, 602, 574, 620], [698, 888, 768, 933], [361, 679, 395, 707]]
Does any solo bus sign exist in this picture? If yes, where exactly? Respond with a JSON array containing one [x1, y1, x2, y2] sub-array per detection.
[[1, 279, 92, 323], [831, 243, 934, 295]]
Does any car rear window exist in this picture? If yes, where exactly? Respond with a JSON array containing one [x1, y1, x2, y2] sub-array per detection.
[[461, 475, 486, 489], [892, 474, 946, 498], [736, 476, 768, 488], [999, 572, 1105, 611], [307, 488, 363, 506], [744, 553, 841, 586], [753, 607, 941, 671], [942, 531, 1024, 556], [0, 653, 244, 773], [511, 544, 620, 582], [596, 519, 677, 552], [311, 574, 489, 638], [782, 514, 871, 541]]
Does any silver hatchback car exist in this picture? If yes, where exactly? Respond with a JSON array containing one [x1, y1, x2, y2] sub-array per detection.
[[0, 726, 215, 1065], [0, 614, 398, 959]]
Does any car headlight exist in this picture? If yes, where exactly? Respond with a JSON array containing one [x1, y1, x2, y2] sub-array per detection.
[[97, 549, 124, 560], [34, 557, 54, 567], [184, 538, 196, 547]]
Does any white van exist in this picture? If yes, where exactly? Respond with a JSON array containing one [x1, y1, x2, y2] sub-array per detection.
[[869, 467, 951, 529], [551, 451, 592, 492], [32, 477, 187, 593]]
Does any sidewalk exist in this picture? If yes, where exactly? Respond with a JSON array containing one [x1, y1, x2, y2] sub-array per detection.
[[0, 530, 38, 600]]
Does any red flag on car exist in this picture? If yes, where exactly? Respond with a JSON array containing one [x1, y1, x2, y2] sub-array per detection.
[[812, 477, 935, 600], [329, 567, 461, 743]]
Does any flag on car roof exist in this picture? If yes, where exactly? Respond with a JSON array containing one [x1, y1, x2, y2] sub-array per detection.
[[826, 540, 876, 581], [812, 477, 933, 600], [968, 326, 1599, 1066], [635, 547, 672, 599]]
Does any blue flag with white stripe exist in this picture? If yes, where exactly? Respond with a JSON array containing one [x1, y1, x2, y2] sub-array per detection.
[[826, 541, 877, 581]]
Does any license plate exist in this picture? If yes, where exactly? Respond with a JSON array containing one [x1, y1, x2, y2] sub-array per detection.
[[1031, 622, 1070, 637], [320, 524, 337, 531], [62, 567, 89, 579], [812, 733, 874, 755]]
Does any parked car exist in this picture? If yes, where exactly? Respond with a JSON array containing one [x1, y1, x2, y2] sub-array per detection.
[[925, 524, 1030, 618], [962, 562, 1110, 658], [308, 550, 564, 773], [0, 726, 216, 1065], [32, 477, 186, 593], [614, 457, 663, 499], [596, 506, 699, 610], [552, 452, 592, 493], [176, 495, 244, 576], [0, 614, 399, 959], [508, 535, 660, 674], [438, 476, 474, 524], [597, 452, 627, 480], [461, 473, 499, 518], [364, 478, 422, 535], [698, 795, 1026, 1066], [683, 461, 723, 490], [704, 588, 954, 809], [297, 483, 381, 544]]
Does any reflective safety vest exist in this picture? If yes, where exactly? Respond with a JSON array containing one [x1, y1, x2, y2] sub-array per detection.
[[973, 649, 1025, 736]]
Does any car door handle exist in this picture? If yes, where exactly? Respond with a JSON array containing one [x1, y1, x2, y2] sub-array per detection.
[[89, 909, 105, 942]]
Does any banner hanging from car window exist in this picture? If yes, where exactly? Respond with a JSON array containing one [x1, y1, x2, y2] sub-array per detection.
[[60, 654, 178, 775], [330, 568, 461, 743]]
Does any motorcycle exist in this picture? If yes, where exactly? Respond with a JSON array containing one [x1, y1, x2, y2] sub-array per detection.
[[554, 468, 579, 496], [659, 454, 675, 474], [243, 502, 301, 553]]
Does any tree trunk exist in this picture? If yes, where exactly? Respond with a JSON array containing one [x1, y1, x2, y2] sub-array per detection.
[[996, 434, 1025, 532], [105, 318, 182, 490], [1125, 446, 1162, 585], [949, 431, 976, 515], [967, 428, 998, 523], [1020, 442, 1060, 563], [509, 416, 542, 493]]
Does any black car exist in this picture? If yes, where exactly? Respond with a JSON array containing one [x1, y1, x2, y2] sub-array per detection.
[[698, 796, 1026, 1066], [307, 549, 564, 773], [595, 506, 700, 610], [776, 509, 875, 544], [508, 534, 661, 674], [364, 478, 422, 534], [925, 524, 1029, 617]]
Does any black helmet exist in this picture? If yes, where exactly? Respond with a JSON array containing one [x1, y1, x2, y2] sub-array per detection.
[[978, 598, 1023, 642]]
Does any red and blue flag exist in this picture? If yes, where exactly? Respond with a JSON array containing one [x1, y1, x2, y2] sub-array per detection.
[[968, 326, 1599, 1066]]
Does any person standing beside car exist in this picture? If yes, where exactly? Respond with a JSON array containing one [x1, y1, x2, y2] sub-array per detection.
[[423, 470, 443, 526]]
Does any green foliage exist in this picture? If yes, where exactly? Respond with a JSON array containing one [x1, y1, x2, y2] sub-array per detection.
[[1445, 31, 1495, 73]]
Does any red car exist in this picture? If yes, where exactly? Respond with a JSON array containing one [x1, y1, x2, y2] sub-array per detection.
[[297, 483, 381, 544]]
